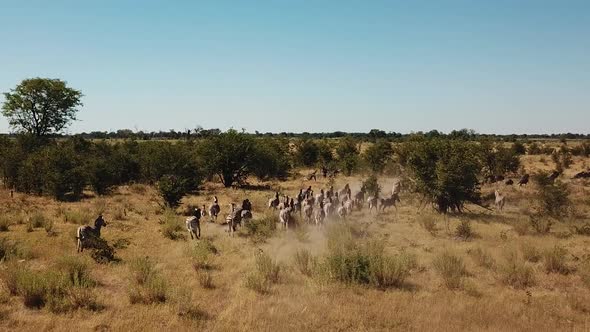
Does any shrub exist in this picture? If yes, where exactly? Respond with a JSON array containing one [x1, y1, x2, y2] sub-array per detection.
[[361, 175, 381, 198], [44, 218, 55, 235], [469, 247, 496, 270], [189, 239, 217, 271], [244, 214, 277, 243], [129, 257, 168, 304], [198, 271, 214, 289], [336, 137, 360, 176], [245, 251, 281, 294], [533, 173, 571, 217], [529, 215, 552, 234], [30, 212, 46, 228], [513, 219, 530, 236], [433, 251, 467, 289], [455, 220, 473, 240], [294, 249, 315, 277], [362, 140, 394, 174], [543, 246, 570, 274], [418, 214, 438, 236], [88, 237, 117, 264], [158, 174, 189, 208], [500, 250, 536, 289], [521, 243, 542, 263], [174, 291, 207, 321], [0, 238, 23, 261], [161, 208, 183, 240], [64, 208, 92, 225], [367, 246, 416, 288], [572, 223, 590, 236], [56, 256, 95, 288], [404, 138, 482, 213], [0, 217, 10, 232]]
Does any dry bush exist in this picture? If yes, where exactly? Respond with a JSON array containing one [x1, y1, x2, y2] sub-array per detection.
[[418, 214, 438, 236], [433, 251, 467, 289], [129, 183, 148, 195], [198, 271, 214, 289], [44, 218, 55, 236], [189, 239, 217, 271], [0, 238, 32, 261], [500, 250, 536, 289], [128, 257, 168, 304], [513, 218, 530, 236], [56, 256, 96, 287], [245, 251, 281, 294], [579, 262, 590, 288], [468, 247, 496, 270], [0, 216, 11, 232], [455, 220, 473, 240], [64, 208, 92, 225], [244, 213, 277, 243], [529, 215, 552, 234], [160, 208, 184, 240], [112, 205, 127, 221], [93, 198, 108, 215], [521, 243, 542, 263], [572, 222, 590, 236], [174, 291, 207, 321], [543, 246, 570, 274], [294, 249, 315, 277], [30, 212, 46, 228]]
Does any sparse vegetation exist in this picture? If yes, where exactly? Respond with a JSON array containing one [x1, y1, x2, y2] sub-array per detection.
[[418, 214, 438, 236], [543, 246, 570, 275], [129, 257, 168, 304], [500, 250, 536, 289], [432, 251, 467, 289]]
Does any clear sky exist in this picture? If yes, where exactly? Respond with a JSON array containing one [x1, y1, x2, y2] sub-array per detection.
[[0, 1, 588, 134]]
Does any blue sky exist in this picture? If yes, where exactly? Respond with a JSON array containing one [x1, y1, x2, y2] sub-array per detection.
[[0, 1, 588, 134]]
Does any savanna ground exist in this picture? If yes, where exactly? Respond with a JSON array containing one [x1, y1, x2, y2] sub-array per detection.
[[1, 153, 590, 331]]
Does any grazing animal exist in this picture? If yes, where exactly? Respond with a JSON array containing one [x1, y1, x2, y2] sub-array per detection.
[[303, 186, 313, 199], [306, 170, 317, 181], [186, 208, 202, 240], [367, 196, 379, 213], [77, 215, 107, 253], [278, 195, 290, 210], [268, 192, 280, 210], [354, 189, 365, 210], [226, 203, 244, 236], [337, 202, 347, 219], [344, 197, 355, 214], [303, 203, 314, 224], [279, 207, 293, 230], [209, 196, 221, 222], [314, 202, 326, 226], [315, 189, 325, 206], [548, 170, 561, 182], [324, 198, 335, 218], [392, 180, 402, 195], [518, 174, 530, 186], [379, 193, 400, 212], [494, 190, 506, 211], [573, 171, 590, 179], [505, 179, 514, 185], [338, 184, 351, 200]]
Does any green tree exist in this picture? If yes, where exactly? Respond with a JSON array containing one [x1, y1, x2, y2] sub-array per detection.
[[406, 138, 482, 213], [198, 129, 258, 187], [363, 140, 393, 174], [336, 137, 360, 176], [2, 78, 83, 137]]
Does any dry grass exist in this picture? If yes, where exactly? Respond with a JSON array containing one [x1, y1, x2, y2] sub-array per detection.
[[0, 153, 589, 330]]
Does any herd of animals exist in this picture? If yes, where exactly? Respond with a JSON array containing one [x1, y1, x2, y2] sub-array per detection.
[[74, 167, 590, 249]]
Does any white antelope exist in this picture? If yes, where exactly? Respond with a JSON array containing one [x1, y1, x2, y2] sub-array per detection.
[[494, 190, 506, 211]]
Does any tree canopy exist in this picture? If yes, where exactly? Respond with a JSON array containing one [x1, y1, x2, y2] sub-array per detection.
[[2, 78, 83, 137]]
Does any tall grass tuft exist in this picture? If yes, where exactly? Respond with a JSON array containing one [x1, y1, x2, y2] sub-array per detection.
[[128, 257, 168, 304], [500, 250, 536, 289], [161, 208, 183, 240], [543, 246, 570, 274], [433, 251, 467, 289], [245, 251, 281, 294]]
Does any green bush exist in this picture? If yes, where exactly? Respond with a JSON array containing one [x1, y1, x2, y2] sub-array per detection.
[[404, 138, 482, 213], [433, 251, 467, 289], [362, 140, 394, 174], [158, 174, 189, 208], [189, 239, 217, 271], [533, 172, 571, 217], [336, 137, 360, 176], [361, 175, 381, 198], [244, 214, 277, 242]]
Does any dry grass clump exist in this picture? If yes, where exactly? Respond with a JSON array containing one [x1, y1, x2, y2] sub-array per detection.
[[64, 208, 93, 225], [455, 220, 474, 240], [244, 213, 277, 243], [0, 238, 33, 261], [0, 217, 11, 232], [543, 246, 570, 275], [160, 208, 184, 240], [468, 247, 496, 270], [128, 257, 168, 304], [418, 214, 438, 236], [529, 215, 553, 234], [320, 224, 416, 288], [521, 243, 542, 263], [188, 238, 218, 271], [432, 250, 467, 289], [29, 211, 46, 229], [173, 291, 207, 321], [293, 248, 315, 277], [513, 218, 530, 236], [245, 251, 281, 294], [2, 257, 101, 313], [500, 250, 536, 289]]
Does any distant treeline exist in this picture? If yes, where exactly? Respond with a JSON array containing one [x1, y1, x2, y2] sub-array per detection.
[[1, 128, 589, 141]]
